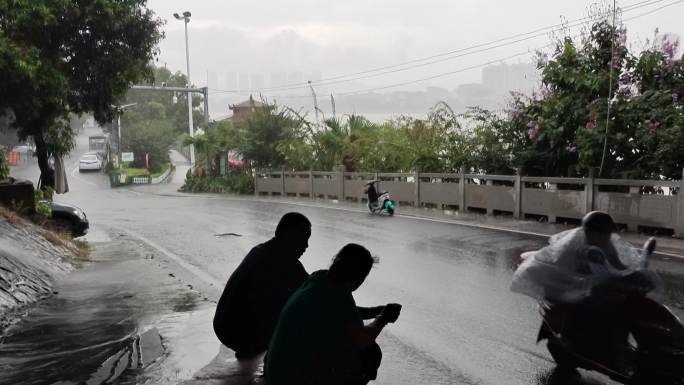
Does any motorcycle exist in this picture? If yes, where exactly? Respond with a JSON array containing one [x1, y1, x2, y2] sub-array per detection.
[[364, 180, 395, 216], [516, 234, 684, 384]]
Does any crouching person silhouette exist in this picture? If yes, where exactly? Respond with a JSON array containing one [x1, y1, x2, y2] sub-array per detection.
[[265, 243, 402, 385], [213, 212, 312, 362]]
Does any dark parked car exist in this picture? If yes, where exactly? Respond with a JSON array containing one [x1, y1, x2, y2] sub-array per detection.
[[48, 201, 89, 237]]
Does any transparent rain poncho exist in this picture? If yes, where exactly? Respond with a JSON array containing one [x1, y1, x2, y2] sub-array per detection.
[[511, 228, 663, 303]]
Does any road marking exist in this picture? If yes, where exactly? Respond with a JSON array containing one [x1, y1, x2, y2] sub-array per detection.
[[116, 227, 223, 288]]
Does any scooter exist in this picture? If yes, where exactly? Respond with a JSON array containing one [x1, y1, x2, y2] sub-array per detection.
[[520, 240, 684, 384], [364, 180, 395, 216]]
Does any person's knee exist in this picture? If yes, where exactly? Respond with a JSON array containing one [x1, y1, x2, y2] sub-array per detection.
[[366, 342, 382, 369]]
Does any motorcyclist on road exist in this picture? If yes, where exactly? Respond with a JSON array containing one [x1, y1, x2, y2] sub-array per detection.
[[568, 212, 655, 369], [364, 181, 380, 208]]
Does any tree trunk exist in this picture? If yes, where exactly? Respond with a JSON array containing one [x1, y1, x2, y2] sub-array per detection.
[[34, 134, 55, 190]]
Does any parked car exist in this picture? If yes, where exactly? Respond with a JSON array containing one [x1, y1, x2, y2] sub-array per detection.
[[48, 201, 89, 237], [79, 152, 103, 172]]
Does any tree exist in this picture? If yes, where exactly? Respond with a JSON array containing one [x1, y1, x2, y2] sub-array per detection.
[[0, 0, 163, 189], [459, 107, 521, 174], [505, 17, 684, 179], [240, 104, 307, 169], [0, 145, 8, 181], [123, 66, 205, 138], [122, 119, 175, 172]]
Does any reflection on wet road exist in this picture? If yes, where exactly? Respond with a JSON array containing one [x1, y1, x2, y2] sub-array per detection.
[[3, 126, 684, 385]]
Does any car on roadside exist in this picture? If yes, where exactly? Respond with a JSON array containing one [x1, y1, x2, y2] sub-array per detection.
[[48, 201, 89, 237], [79, 152, 103, 172]]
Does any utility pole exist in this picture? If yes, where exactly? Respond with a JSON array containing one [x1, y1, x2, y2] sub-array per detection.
[[308, 80, 320, 128], [115, 103, 137, 169], [331, 93, 336, 119], [174, 11, 195, 166]]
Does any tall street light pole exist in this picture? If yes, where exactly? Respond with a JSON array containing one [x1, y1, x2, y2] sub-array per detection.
[[174, 11, 195, 166], [115, 103, 137, 169]]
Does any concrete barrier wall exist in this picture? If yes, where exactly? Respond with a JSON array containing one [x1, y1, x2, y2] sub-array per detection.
[[284, 172, 310, 196], [256, 169, 684, 236]]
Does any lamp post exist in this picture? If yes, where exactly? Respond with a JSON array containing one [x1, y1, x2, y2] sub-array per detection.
[[173, 11, 195, 166], [115, 103, 137, 169]]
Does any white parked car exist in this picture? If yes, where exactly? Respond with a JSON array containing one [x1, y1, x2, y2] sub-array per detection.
[[78, 153, 103, 172]]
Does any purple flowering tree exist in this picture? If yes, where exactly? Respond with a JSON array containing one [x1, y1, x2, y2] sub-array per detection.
[[502, 18, 684, 179]]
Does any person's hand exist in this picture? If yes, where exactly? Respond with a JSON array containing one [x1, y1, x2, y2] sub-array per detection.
[[378, 303, 402, 323]]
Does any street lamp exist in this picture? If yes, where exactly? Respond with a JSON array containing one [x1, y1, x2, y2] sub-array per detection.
[[173, 11, 195, 166], [115, 103, 137, 169]]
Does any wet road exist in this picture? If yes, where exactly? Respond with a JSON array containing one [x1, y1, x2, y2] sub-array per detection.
[[6, 126, 684, 385]]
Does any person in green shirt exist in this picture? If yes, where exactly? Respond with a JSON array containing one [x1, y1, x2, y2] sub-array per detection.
[[265, 243, 402, 385]]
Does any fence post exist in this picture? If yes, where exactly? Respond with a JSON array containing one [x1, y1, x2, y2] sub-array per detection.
[[254, 170, 259, 197], [514, 168, 522, 219], [676, 168, 684, 237], [485, 179, 494, 216], [337, 166, 345, 201], [585, 168, 595, 213], [459, 166, 466, 213], [547, 183, 557, 223], [309, 170, 314, 200], [414, 170, 421, 208], [281, 168, 286, 197]]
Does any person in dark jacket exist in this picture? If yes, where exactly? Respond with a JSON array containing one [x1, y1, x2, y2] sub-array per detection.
[[265, 243, 401, 385], [213, 212, 312, 360]]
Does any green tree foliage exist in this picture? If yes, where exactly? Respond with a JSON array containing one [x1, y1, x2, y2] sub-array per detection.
[[240, 105, 308, 169], [121, 120, 175, 173], [122, 66, 204, 138], [0, 0, 163, 188], [509, 20, 684, 179], [0, 145, 9, 180], [181, 21, 682, 181]]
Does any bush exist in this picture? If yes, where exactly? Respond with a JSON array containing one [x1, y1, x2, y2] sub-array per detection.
[[34, 188, 52, 218], [180, 172, 254, 194], [0, 145, 9, 181]]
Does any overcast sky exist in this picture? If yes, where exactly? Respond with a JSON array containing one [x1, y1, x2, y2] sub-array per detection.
[[147, 0, 683, 113]]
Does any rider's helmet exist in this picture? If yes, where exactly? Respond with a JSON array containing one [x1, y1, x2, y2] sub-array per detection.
[[581, 211, 616, 234]]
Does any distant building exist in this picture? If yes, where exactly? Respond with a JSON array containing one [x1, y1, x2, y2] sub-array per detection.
[[207, 71, 218, 89], [270, 72, 288, 88], [225, 72, 238, 90], [287, 72, 303, 85], [482, 62, 538, 96], [239, 73, 250, 91], [227, 95, 270, 125], [309, 70, 323, 82], [250, 73, 265, 92]]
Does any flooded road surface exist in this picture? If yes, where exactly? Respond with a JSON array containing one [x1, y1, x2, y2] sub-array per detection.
[[4, 125, 684, 385], [0, 231, 216, 385], [56, 185, 684, 385]]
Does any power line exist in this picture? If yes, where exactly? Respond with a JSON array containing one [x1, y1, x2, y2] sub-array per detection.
[[260, 0, 684, 99], [208, 0, 667, 95]]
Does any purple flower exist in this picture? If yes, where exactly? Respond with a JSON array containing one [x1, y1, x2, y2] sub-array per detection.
[[585, 121, 596, 130], [660, 34, 680, 63], [615, 29, 627, 46], [619, 86, 633, 97], [645, 118, 660, 133], [619, 72, 633, 86], [527, 121, 540, 141], [566, 144, 577, 153], [610, 54, 621, 69], [673, 92, 680, 103], [509, 102, 525, 119]]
